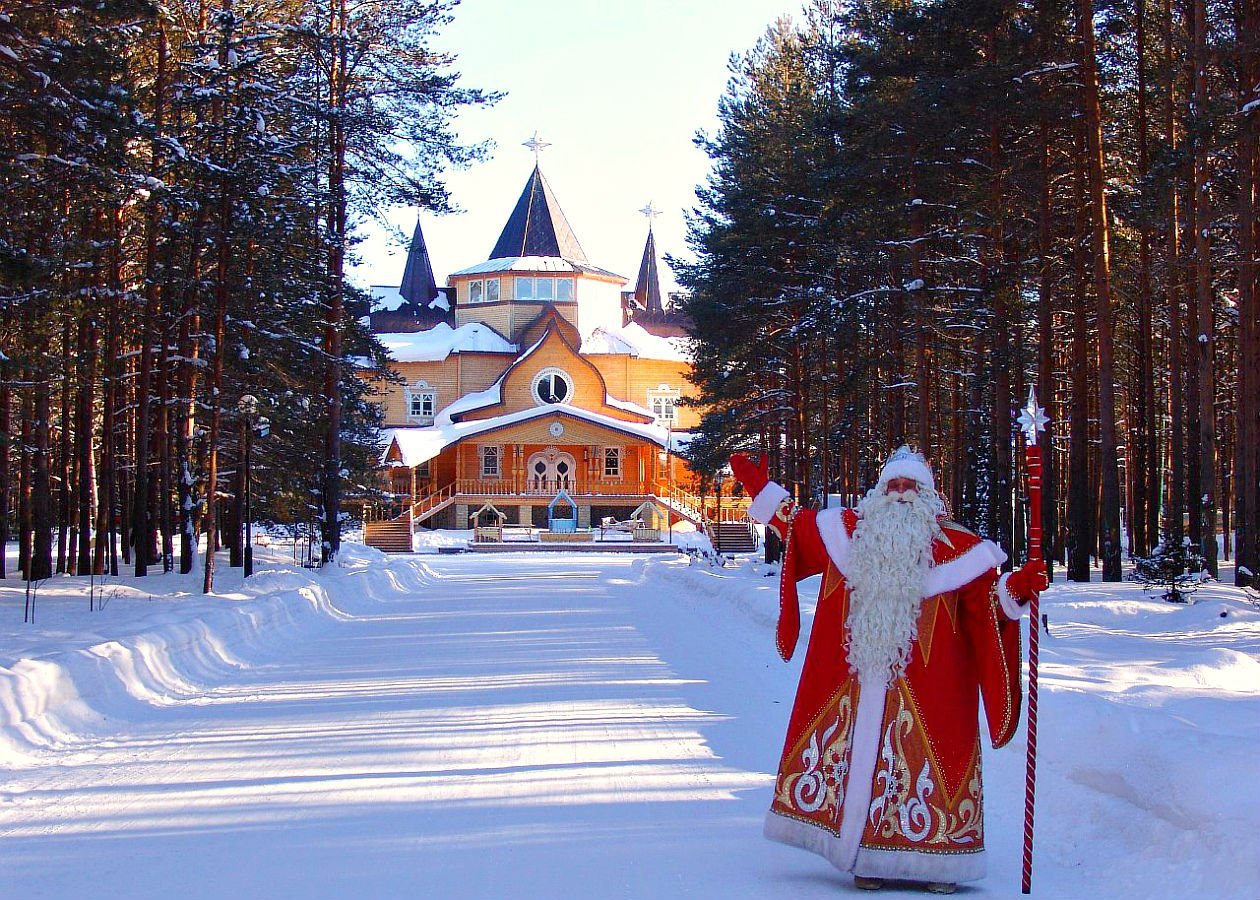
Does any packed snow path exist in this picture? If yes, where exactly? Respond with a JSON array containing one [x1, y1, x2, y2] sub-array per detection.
[[2, 550, 1257, 898], [1, 554, 786, 898]]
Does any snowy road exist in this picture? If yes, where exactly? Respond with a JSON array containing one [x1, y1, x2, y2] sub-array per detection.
[[0, 554, 796, 899], [4, 549, 1257, 899]]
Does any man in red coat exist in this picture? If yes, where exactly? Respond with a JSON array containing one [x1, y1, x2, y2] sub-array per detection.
[[730, 447, 1046, 894]]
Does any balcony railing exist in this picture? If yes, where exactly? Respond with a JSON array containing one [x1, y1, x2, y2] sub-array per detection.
[[453, 478, 656, 498]]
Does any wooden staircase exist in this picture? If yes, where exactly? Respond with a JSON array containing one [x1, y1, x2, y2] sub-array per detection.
[[713, 520, 757, 554], [364, 511, 413, 553]]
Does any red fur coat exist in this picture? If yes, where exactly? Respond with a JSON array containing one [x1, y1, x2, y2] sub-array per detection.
[[752, 491, 1024, 884]]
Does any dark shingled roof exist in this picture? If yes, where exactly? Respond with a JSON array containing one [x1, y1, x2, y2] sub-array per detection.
[[489, 165, 587, 262], [633, 227, 663, 315], [399, 217, 439, 305]]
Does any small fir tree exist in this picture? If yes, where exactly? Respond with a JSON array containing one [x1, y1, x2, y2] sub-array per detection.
[[1131, 537, 1206, 603]]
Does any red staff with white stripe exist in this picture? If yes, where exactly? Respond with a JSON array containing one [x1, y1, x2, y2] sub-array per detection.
[[1017, 387, 1049, 894]]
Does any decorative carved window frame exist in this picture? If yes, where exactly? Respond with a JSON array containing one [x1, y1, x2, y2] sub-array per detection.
[[647, 384, 680, 426], [405, 380, 437, 424], [479, 444, 502, 479], [602, 446, 623, 479]]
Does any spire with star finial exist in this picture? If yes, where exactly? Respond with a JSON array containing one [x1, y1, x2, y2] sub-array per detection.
[[523, 130, 551, 162], [633, 201, 664, 315], [488, 135, 586, 261]]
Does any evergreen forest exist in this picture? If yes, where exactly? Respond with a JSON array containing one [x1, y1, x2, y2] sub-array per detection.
[[0, 0, 493, 588], [678, 0, 1259, 584]]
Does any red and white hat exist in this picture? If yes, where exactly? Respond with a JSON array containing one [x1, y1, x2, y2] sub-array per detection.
[[877, 445, 935, 491]]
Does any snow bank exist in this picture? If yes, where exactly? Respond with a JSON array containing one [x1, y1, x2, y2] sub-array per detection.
[[0, 555, 379, 766]]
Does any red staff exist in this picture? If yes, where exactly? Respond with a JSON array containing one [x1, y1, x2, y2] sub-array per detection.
[[1016, 387, 1049, 893]]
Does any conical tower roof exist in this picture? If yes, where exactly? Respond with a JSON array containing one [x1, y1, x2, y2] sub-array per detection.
[[489, 165, 587, 262], [399, 217, 438, 305], [633, 226, 663, 315]]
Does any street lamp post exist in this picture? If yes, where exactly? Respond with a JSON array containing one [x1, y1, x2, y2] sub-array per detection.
[[713, 468, 727, 552], [238, 395, 259, 578]]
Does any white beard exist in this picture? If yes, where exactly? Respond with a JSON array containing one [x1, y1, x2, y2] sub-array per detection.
[[844, 485, 944, 686]]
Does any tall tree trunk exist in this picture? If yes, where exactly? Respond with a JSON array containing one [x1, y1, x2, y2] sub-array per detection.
[[1068, 130, 1094, 581], [57, 317, 73, 573], [0, 377, 8, 579], [1132, 0, 1157, 558], [321, 0, 348, 565], [31, 372, 53, 580], [95, 315, 118, 576], [1164, 0, 1186, 564], [158, 306, 174, 572], [987, 97, 1012, 559], [1077, 0, 1123, 580], [76, 315, 96, 576], [1037, 117, 1059, 573], [19, 383, 32, 578], [1236, 0, 1260, 584], [132, 16, 168, 578], [1190, 0, 1218, 575]]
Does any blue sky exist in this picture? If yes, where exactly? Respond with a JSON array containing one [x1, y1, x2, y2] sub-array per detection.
[[349, 0, 801, 296]]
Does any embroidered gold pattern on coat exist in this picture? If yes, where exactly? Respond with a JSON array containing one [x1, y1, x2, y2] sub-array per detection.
[[778, 693, 855, 824], [865, 688, 983, 848]]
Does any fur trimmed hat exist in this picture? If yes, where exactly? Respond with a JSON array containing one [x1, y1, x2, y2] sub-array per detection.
[[877, 445, 935, 491]]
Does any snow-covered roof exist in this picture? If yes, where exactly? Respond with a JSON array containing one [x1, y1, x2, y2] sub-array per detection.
[[377, 323, 516, 363], [370, 285, 407, 312], [605, 395, 654, 418], [450, 256, 625, 280], [434, 380, 504, 425], [383, 406, 677, 467], [369, 285, 450, 313], [581, 322, 691, 362]]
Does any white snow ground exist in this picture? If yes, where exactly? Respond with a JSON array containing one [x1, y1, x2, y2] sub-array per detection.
[[1, 539, 1257, 899]]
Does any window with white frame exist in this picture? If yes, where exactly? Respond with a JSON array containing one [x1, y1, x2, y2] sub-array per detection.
[[515, 276, 575, 301], [532, 368, 573, 405], [648, 386, 680, 426], [405, 382, 437, 424], [467, 277, 500, 303], [603, 446, 622, 478], [480, 445, 501, 478]]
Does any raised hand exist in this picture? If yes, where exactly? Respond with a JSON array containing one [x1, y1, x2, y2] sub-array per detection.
[[729, 452, 770, 496]]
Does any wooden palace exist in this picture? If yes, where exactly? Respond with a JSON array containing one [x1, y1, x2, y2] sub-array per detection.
[[361, 155, 752, 551]]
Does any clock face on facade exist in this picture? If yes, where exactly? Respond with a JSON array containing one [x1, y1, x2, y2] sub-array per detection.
[[533, 370, 572, 405], [549, 421, 564, 437]]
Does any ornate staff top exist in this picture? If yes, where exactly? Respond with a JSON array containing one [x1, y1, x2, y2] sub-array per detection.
[[1017, 387, 1050, 447]]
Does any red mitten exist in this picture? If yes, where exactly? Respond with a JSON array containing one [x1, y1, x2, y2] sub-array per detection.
[[1007, 559, 1049, 603], [729, 452, 770, 496]]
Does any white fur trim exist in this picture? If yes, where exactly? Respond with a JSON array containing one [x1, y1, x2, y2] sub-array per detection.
[[997, 572, 1028, 620], [815, 506, 850, 571], [814, 511, 1006, 598], [923, 539, 1007, 597], [765, 809, 850, 868], [854, 845, 986, 884], [836, 677, 886, 866], [749, 482, 790, 524]]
